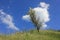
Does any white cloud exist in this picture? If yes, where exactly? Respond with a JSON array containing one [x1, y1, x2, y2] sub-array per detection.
[[0, 10, 19, 31], [40, 2, 49, 9], [22, 15, 31, 22], [22, 2, 50, 29], [33, 7, 50, 23]]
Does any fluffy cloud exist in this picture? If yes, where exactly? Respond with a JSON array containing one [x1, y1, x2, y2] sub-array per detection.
[[22, 15, 31, 21], [40, 2, 49, 9], [22, 2, 50, 29], [0, 10, 19, 31]]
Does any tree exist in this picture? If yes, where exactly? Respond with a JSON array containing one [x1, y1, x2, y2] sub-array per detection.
[[27, 8, 42, 32]]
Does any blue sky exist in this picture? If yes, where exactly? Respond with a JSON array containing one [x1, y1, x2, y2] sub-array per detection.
[[0, 0, 60, 34]]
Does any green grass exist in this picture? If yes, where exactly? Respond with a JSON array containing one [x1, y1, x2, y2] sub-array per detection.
[[0, 30, 60, 40]]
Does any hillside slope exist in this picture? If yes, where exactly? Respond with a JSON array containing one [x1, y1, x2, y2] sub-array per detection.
[[0, 30, 60, 40]]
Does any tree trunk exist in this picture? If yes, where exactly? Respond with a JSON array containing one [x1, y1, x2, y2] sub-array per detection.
[[37, 27, 39, 32]]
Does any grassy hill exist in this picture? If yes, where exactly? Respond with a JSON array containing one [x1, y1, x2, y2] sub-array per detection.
[[0, 30, 60, 40]]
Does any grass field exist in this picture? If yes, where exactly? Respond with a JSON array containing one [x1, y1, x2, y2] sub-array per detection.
[[0, 30, 60, 40]]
